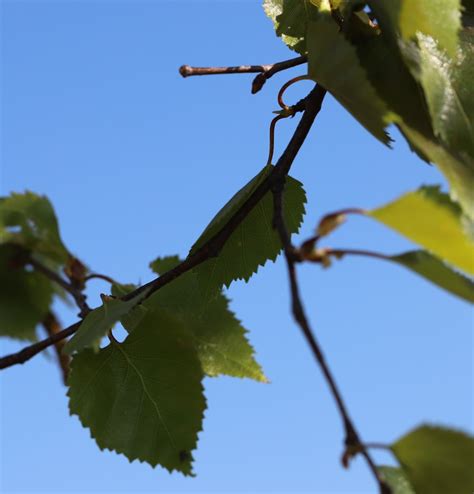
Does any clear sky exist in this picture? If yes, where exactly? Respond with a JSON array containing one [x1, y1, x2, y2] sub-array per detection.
[[0, 1, 472, 493]]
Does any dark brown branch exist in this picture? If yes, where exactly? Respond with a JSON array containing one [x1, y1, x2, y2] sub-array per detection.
[[126, 84, 326, 303], [42, 312, 70, 384], [0, 322, 80, 370], [252, 56, 307, 94], [271, 182, 391, 494], [179, 56, 307, 94], [29, 257, 91, 317], [0, 84, 326, 372]]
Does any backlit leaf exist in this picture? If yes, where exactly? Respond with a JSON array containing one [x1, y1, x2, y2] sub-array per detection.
[[114, 258, 267, 381], [263, 0, 309, 53], [68, 308, 205, 475], [63, 287, 151, 354], [190, 165, 306, 299], [378, 466, 415, 494], [392, 425, 474, 494], [398, 0, 462, 56], [366, 0, 462, 55], [391, 250, 474, 303], [368, 186, 474, 275], [0, 192, 69, 265], [399, 125, 474, 219], [147, 257, 267, 382], [402, 30, 474, 217], [306, 3, 393, 144]]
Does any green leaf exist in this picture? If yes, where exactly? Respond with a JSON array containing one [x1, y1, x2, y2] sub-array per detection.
[[401, 29, 474, 217], [63, 287, 151, 354], [263, 0, 309, 53], [368, 186, 474, 276], [399, 0, 462, 56], [68, 308, 205, 475], [149, 255, 181, 275], [399, 124, 474, 219], [407, 28, 474, 157], [391, 250, 474, 303], [306, 3, 393, 144], [109, 261, 267, 381], [361, 3, 474, 218], [392, 425, 474, 494], [367, 0, 462, 55], [147, 257, 267, 382], [378, 466, 415, 494], [190, 165, 306, 299], [0, 192, 69, 265], [0, 244, 53, 340], [110, 283, 149, 333], [354, 31, 435, 147]]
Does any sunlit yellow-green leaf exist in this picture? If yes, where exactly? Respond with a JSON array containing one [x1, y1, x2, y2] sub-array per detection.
[[366, 1, 462, 56], [263, 0, 312, 53], [399, 0, 462, 56], [368, 186, 474, 275]]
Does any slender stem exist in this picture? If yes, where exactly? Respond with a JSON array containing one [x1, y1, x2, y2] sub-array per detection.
[[29, 256, 91, 317], [28, 257, 73, 294], [0, 84, 326, 372], [84, 273, 118, 285], [267, 115, 286, 166], [321, 207, 367, 217], [272, 182, 391, 494], [253, 56, 307, 94], [124, 84, 327, 304], [277, 75, 310, 109], [325, 248, 392, 262], [364, 442, 391, 451], [41, 312, 70, 384], [178, 56, 307, 94]]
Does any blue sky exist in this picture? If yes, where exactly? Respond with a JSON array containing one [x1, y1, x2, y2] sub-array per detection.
[[1, 1, 472, 493]]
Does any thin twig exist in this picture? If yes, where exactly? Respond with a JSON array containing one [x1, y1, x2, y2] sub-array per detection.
[[277, 75, 310, 109], [42, 312, 70, 384], [0, 322, 80, 370], [252, 56, 308, 94], [29, 257, 91, 317], [0, 84, 326, 372], [271, 181, 391, 494], [267, 78, 312, 166], [364, 442, 391, 451], [84, 273, 118, 285], [323, 248, 392, 262], [179, 56, 307, 94], [123, 84, 327, 304], [300, 246, 392, 265], [267, 115, 286, 166]]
